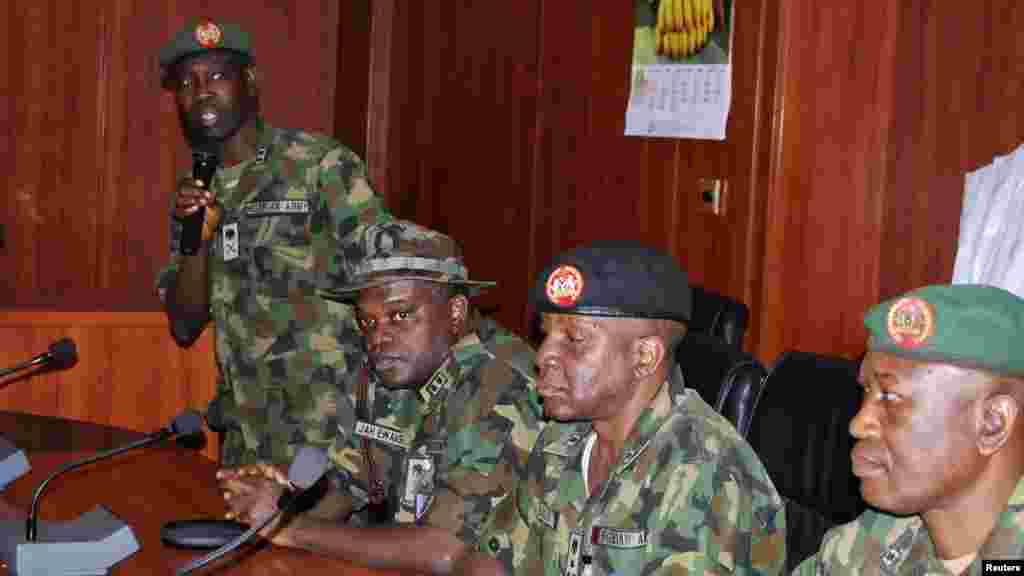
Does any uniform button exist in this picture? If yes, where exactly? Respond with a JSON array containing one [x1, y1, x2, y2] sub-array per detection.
[[489, 537, 500, 552]]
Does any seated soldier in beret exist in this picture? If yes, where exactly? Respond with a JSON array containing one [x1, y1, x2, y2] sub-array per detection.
[[796, 285, 1024, 574], [456, 240, 787, 575], [217, 220, 544, 574]]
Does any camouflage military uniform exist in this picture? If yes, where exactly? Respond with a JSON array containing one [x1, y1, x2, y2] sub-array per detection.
[[794, 477, 1024, 575], [478, 368, 787, 575], [331, 314, 544, 544], [156, 119, 389, 467]]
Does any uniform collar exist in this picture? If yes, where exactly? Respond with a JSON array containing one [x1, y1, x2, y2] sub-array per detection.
[[542, 379, 675, 475], [878, 475, 1024, 572], [415, 328, 483, 411]]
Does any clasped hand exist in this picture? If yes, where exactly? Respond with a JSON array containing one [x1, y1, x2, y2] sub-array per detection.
[[216, 463, 290, 544]]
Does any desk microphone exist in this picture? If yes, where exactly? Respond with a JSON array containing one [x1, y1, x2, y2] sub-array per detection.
[[0, 338, 78, 489], [25, 409, 203, 541], [173, 446, 329, 576], [0, 338, 78, 379]]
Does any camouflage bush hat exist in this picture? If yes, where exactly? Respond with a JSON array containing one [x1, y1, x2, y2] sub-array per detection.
[[864, 284, 1024, 376], [532, 240, 691, 324], [320, 220, 496, 302], [159, 18, 252, 73]]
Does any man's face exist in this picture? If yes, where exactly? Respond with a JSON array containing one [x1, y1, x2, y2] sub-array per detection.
[[356, 279, 455, 389], [535, 314, 639, 422], [173, 52, 255, 147], [849, 351, 986, 514]]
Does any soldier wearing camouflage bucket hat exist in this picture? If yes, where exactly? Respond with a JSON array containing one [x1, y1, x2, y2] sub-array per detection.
[[154, 16, 391, 486], [219, 220, 545, 574], [796, 284, 1024, 575], [456, 240, 786, 576]]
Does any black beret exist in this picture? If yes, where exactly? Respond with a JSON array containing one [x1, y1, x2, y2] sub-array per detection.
[[532, 240, 691, 324]]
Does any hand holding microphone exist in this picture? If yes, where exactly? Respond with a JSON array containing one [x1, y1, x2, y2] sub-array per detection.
[[175, 150, 221, 255]]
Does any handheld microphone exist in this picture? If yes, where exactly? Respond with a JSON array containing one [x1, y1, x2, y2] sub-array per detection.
[[25, 410, 203, 541], [174, 447, 329, 576], [0, 338, 78, 379], [179, 150, 219, 256]]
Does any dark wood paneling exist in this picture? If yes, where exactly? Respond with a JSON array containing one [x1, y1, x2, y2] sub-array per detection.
[[371, 0, 544, 333], [370, 0, 778, 347], [757, 2, 900, 362], [335, 0, 372, 158], [0, 312, 219, 460]]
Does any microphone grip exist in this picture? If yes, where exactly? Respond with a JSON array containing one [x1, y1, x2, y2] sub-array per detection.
[[179, 151, 218, 256]]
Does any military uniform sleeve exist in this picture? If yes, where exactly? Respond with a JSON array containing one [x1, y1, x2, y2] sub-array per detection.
[[312, 145, 392, 289], [420, 358, 544, 546], [474, 420, 551, 576], [649, 456, 787, 575]]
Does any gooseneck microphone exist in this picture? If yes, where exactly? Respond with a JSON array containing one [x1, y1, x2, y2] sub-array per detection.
[[0, 338, 78, 379], [174, 447, 329, 576], [179, 149, 219, 256], [25, 410, 203, 541]]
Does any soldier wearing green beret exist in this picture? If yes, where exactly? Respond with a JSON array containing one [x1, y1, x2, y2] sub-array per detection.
[[217, 220, 544, 574], [154, 19, 391, 481], [796, 284, 1024, 574], [456, 240, 787, 575]]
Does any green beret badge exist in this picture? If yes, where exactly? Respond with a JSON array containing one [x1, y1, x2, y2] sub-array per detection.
[[886, 297, 935, 348], [194, 19, 223, 49]]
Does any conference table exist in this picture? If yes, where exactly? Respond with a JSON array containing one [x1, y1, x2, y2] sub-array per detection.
[[0, 412, 404, 575]]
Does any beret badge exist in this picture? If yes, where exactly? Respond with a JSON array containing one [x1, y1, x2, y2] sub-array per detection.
[[194, 20, 223, 49], [545, 265, 584, 308], [886, 297, 935, 348]]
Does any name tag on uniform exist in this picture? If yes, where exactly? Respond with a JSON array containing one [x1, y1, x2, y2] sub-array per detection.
[[222, 222, 239, 261], [243, 200, 310, 216], [354, 421, 409, 450], [590, 526, 648, 549]]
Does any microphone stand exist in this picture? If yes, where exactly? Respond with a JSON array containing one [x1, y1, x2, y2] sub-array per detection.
[[26, 428, 176, 540]]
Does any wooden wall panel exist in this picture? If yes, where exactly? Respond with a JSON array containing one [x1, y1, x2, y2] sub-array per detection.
[[757, 2, 900, 362], [369, 0, 778, 348], [0, 313, 219, 460], [371, 0, 544, 332]]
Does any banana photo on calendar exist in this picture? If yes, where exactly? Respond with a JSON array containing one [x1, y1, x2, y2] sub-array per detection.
[[626, 0, 735, 140]]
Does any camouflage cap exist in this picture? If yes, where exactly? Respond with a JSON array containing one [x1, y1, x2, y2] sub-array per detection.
[[320, 220, 496, 301], [158, 18, 252, 72], [864, 284, 1024, 376], [532, 240, 691, 323]]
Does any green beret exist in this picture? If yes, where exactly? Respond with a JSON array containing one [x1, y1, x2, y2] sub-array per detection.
[[532, 240, 691, 324], [864, 284, 1024, 376], [158, 18, 252, 71]]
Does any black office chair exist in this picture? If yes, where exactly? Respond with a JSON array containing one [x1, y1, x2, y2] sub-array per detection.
[[688, 285, 750, 351], [746, 351, 867, 571], [675, 332, 767, 435]]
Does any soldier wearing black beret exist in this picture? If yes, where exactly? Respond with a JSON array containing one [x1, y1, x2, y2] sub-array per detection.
[[457, 240, 787, 575]]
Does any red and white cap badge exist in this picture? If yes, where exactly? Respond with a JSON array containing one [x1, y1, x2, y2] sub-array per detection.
[[194, 20, 223, 49], [886, 297, 935, 348], [545, 265, 584, 308]]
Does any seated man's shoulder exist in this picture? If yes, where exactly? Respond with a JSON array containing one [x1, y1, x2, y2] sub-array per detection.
[[459, 317, 536, 391], [802, 508, 921, 573]]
